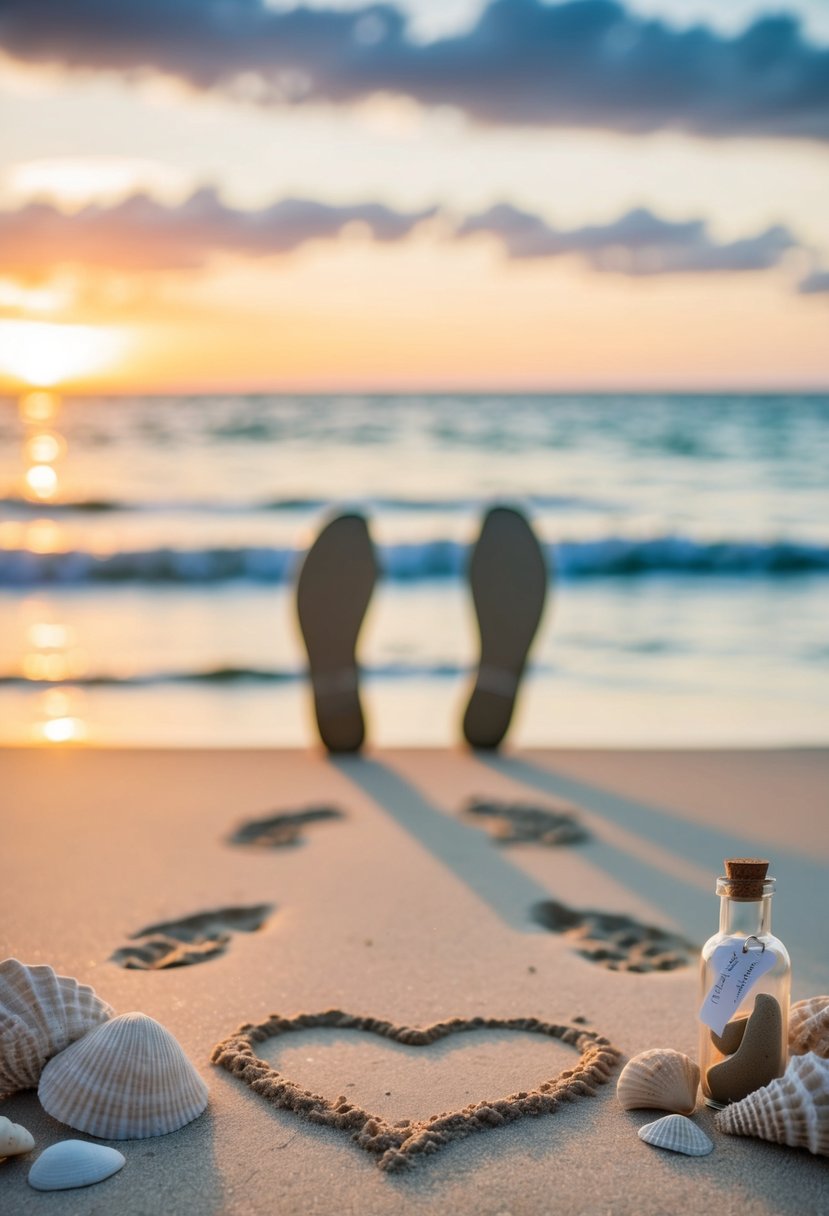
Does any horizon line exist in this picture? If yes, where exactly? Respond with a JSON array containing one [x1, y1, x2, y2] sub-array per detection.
[[2, 384, 829, 400]]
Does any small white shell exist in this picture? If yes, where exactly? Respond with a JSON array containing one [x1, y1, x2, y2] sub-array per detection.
[[28, 1141, 125, 1191], [0, 959, 114, 1097], [0, 1115, 35, 1157], [789, 996, 829, 1059], [38, 1011, 208, 1139], [638, 1114, 713, 1156], [715, 1051, 829, 1157], [617, 1048, 700, 1115]]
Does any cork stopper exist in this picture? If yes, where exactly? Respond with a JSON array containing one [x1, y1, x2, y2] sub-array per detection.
[[722, 858, 770, 900]]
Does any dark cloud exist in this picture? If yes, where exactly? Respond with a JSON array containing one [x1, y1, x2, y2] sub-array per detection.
[[457, 204, 797, 275], [0, 188, 436, 274], [797, 268, 829, 293], [0, 0, 827, 140]]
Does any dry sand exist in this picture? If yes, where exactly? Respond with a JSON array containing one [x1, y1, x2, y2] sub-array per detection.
[[0, 747, 827, 1215]]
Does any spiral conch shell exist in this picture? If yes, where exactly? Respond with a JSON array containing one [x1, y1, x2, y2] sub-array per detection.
[[714, 1051, 829, 1157], [789, 996, 829, 1059], [0, 959, 114, 1097], [38, 1011, 208, 1139], [617, 1048, 700, 1115]]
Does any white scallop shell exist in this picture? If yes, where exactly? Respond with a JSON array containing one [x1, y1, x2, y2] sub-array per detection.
[[617, 1048, 700, 1115], [0, 1115, 35, 1157], [0, 959, 113, 1097], [638, 1113, 713, 1156], [28, 1140, 125, 1191], [789, 996, 829, 1059], [38, 1011, 208, 1139], [714, 1051, 829, 1157]]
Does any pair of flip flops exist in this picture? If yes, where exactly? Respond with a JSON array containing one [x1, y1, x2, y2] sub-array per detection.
[[297, 507, 549, 752]]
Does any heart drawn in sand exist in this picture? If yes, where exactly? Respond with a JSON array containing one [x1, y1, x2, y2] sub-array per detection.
[[211, 1011, 622, 1171]]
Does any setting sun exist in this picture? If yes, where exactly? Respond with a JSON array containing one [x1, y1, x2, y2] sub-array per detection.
[[0, 319, 127, 388]]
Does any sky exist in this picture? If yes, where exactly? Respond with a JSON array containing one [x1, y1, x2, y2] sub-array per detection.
[[0, 0, 828, 392]]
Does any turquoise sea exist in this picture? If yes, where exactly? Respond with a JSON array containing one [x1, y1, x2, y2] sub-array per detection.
[[0, 393, 827, 746]]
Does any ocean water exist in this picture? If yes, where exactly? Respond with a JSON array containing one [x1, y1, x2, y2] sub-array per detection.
[[0, 392, 827, 747]]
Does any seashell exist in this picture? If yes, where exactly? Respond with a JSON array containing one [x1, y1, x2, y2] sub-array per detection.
[[617, 1048, 700, 1115], [28, 1140, 125, 1191], [638, 1113, 713, 1156], [789, 996, 829, 1059], [714, 1051, 829, 1157], [38, 1011, 208, 1139], [0, 1014, 45, 1097], [0, 1115, 35, 1157], [0, 959, 113, 1097]]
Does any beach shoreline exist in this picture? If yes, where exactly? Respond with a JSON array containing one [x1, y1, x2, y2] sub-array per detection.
[[1, 746, 827, 1214]]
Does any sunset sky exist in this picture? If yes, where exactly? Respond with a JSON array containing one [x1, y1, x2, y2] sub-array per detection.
[[1, 0, 828, 392]]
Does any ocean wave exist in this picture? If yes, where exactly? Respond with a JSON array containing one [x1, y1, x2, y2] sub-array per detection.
[[1, 535, 828, 587], [0, 661, 470, 688], [0, 492, 598, 515], [556, 536, 829, 577]]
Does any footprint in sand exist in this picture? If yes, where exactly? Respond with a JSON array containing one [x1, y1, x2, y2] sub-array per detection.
[[464, 798, 589, 846], [532, 900, 695, 972], [228, 806, 344, 849], [111, 904, 274, 970]]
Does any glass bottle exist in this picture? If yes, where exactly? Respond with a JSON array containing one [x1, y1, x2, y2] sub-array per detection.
[[698, 858, 790, 1109]]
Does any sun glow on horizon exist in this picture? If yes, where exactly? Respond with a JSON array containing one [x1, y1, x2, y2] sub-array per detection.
[[0, 320, 128, 388]]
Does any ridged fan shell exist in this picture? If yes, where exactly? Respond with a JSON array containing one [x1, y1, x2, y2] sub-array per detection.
[[789, 996, 829, 1060], [714, 1051, 829, 1157], [638, 1113, 713, 1156], [0, 959, 113, 1097], [28, 1141, 125, 1191], [38, 1011, 208, 1140], [0, 1014, 45, 1095], [617, 1048, 700, 1115], [0, 1115, 35, 1157]]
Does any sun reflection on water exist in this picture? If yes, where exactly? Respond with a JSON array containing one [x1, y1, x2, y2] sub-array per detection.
[[19, 600, 89, 744], [40, 714, 87, 744], [24, 519, 65, 555], [28, 621, 71, 649], [26, 432, 63, 464], [19, 388, 64, 503], [19, 390, 60, 424], [24, 463, 59, 500], [11, 382, 92, 743]]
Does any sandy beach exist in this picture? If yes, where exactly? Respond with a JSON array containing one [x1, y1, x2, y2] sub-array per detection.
[[2, 0, 828, 1208], [1, 745, 827, 1215]]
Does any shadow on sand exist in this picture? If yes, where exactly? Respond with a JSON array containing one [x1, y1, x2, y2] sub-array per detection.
[[332, 753, 826, 991], [479, 753, 827, 991]]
